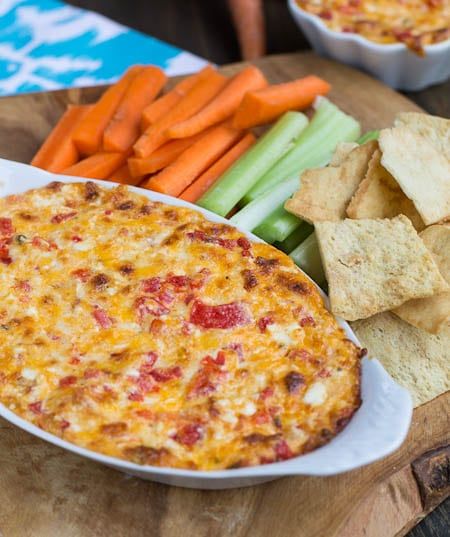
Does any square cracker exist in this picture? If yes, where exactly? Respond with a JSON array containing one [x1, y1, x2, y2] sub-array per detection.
[[285, 141, 376, 223], [379, 126, 450, 225], [351, 312, 449, 407], [346, 148, 425, 231], [395, 112, 450, 160], [393, 224, 450, 334], [315, 215, 448, 321]]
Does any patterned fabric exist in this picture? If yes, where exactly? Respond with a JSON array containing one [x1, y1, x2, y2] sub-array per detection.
[[0, 0, 207, 95]]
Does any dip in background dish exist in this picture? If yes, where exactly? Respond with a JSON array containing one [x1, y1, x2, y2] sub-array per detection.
[[296, 0, 450, 54]]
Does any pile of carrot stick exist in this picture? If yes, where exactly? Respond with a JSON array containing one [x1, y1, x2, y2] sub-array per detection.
[[31, 63, 330, 203]]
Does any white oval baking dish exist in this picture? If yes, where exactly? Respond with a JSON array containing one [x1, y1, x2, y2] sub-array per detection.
[[288, 0, 450, 91], [0, 158, 413, 489]]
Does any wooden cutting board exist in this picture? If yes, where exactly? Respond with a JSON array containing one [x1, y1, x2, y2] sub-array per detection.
[[0, 52, 448, 537]]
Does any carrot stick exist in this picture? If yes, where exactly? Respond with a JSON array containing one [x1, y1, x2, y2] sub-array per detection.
[[103, 66, 166, 153], [128, 128, 212, 177], [31, 104, 92, 172], [228, 0, 266, 60], [142, 124, 243, 197], [166, 65, 268, 139], [233, 76, 331, 129], [180, 132, 255, 203], [107, 164, 142, 186], [72, 65, 143, 155], [133, 68, 228, 158], [140, 66, 212, 130], [62, 152, 127, 179], [140, 92, 180, 131]]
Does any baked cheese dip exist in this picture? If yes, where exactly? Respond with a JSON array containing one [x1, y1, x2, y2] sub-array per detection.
[[0, 182, 362, 470], [296, 0, 450, 54]]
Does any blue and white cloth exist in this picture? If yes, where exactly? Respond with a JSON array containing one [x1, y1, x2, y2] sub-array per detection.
[[0, 0, 207, 95]]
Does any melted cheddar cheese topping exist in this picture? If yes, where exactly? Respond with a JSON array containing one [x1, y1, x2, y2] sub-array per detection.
[[0, 182, 361, 470], [297, 0, 450, 54]]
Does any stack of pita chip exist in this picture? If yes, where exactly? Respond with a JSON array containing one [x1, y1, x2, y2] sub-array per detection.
[[285, 112, 450, 407]]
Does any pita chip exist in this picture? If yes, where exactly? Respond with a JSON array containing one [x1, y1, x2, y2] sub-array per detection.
[[346, 148, 425, 231], [352, 312, 449, 407], [395, 112, 450, 160], [315, 215, 448, 321], [285, 141, 377, 223], [329, 142, 359, 166], [393, 224, 450, 334], [379, 126, 450, 225]]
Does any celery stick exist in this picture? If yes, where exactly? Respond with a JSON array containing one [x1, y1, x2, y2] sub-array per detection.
[[289, 233, 325, 288], [230, 175, 299, 231], [243, 99, 361, 204], [254, 207, 302, 243], [231, 109, 360, 231], [197, 111, 308, 216], [275, 222, 314, 253], [358, 130, 380, 144]]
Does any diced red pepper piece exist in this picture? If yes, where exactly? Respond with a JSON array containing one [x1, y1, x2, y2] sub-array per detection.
[[190, 300, 250, 329], [59, 375, 77, 388], [150, 366, 182, 383], [173, 423, 203, 446], [92, 307, 113, 329], [0, 217, 13, 236], [139, 352, 159, 375], [275, 439, 293, 461], [258, 316, 274, 332], [28, 401, 43, 414], [51, 211, 77, 224], [141, 277, 162, 293]]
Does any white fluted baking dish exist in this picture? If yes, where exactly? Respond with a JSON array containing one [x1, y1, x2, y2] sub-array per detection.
[[288, 0, 450, 91], [0, 158, 412, 489]]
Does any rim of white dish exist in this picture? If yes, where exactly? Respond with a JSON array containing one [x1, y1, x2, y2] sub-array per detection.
[[0, 159, 413, 480], [288, 0, 450, 53]]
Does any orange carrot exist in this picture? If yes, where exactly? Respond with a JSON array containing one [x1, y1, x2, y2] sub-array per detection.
[[140, 91, 180, 131], [108, 164, 142, 186], [62, 152, 127, 179], [233, 76, 331, 129], [103, 66, 166, 153], [140, 66, 213, 129], [228, 0, 266, 60], [31, 104, 92, 172], [166, 65, 268, 139], [72, 65, 143, 155], [180, 132, 255, 203], [143, 124, 243, 197], [128, 128, 212, 177], [133, 68, 228, 159]]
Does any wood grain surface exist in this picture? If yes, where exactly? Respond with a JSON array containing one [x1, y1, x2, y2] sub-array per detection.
[[0, 52, 447, 537]]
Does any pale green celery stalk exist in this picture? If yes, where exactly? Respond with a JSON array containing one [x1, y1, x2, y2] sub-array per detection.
[[230, 175, 298, 231], [242, 98, 360, 204], [275, 222, 314, 253], [230, 108, 361, 231], [289, 233, 325, 288], [358, 130, 380, 144], [196, 111, 308, 216], [254, 207, 302, 243]]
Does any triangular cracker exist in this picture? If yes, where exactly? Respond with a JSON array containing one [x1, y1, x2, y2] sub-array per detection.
[[395, 112, 450, 160], [346, 148, 425, 231], [315, 215, 448, 321], [352, 312, 449, 407], [285, 141, 376, 223], [393, 224, 450, 334], [379, 126, 450, 225], [329, 142, 359, 166]]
